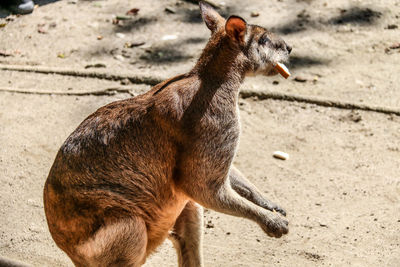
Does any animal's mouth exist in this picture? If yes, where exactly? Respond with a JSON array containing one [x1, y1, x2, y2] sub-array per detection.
[[266, 68, 279, 76]]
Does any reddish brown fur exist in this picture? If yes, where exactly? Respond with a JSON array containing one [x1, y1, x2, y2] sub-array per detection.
[[44, 2, 292, 266]]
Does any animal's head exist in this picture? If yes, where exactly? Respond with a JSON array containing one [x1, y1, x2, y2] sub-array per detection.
[[199, 2, 291, 77]]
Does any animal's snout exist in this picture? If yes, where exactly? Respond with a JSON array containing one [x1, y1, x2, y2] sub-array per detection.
[[286, 44, 292, 54]]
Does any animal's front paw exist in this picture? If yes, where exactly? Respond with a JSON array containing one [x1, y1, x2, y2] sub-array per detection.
[[260, 200, 287, 217], [260, 213, 289, 238]]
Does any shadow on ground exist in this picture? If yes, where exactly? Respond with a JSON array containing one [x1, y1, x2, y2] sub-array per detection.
[[289, 55, 329, 70], [112, 16, 158, 33], [272, 5, 383, 35], [328, 7, 382, 25]]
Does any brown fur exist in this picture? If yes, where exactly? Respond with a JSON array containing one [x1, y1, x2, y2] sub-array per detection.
[[43, 2, 292, 266]]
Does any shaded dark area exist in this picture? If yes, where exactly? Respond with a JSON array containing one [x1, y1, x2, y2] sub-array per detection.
[[289, 55, 329, 69], [140, 46, 193, 64], [180, 6, 233, 24], [180, 7, 206, 23], [138, 34, 209, 64], [138, 35, 207, 64], [184, 37, 207, 44], [113, 17, 157, 33], [272, 10, 313, 35], [329, 7, 382, 25], [272, 6, 382, 35]]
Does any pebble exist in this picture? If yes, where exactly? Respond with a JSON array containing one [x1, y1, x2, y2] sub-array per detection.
[[273, 151, 289, 160], [251, 11, 259, 17], [114, 55, 125, 61], [165, 7, 176, 14], [120, 78, 131, 85], [85, 63, 106, 69], [162, 35, 178, 41], [389, 42, 400, 49], [294, 76, 307, 82], [124, 41, 145, 48], [116, 33, 126, 39], [206, 220, 214, 228], [386, 24, 398, 29]]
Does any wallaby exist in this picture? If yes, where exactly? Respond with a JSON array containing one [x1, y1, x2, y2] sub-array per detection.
[[43, 2, 292, 266]]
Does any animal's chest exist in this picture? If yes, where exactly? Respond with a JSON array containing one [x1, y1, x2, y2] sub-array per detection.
[[191, 106, 240, 162]]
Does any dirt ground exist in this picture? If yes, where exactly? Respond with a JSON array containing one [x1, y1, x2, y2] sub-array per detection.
[[0, 0, 399, 266]]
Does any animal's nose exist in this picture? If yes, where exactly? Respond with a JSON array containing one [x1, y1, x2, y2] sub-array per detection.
[[286, 44, 292, 54]]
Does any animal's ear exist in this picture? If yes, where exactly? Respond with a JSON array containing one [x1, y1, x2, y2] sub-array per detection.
[[225, 16, 247, 45], [199, 1, 225, 33]]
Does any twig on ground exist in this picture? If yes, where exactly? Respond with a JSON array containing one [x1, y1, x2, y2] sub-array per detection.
[[239, 90, 400, 116], [0, 64, 163, 86], [1, 64, 400, 116], [0, 87, 135, 96]]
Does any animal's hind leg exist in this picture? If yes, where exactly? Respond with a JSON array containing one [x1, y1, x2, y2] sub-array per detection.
[[74, 217, 147, 267], [169, 201, 204, 267]]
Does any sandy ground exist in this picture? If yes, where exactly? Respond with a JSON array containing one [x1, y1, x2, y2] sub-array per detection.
[[0, 0, 399, 266]]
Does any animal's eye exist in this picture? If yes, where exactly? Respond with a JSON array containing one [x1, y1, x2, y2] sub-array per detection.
[[258, 35, 270, 45]]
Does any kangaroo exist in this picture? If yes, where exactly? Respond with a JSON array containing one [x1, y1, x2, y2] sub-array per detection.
[[43, 2, 292, 266]]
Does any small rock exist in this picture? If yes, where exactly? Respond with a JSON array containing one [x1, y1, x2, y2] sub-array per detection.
[[5, 15, 16, 22], [38, 28, 47, 34], [116, 33, 126, 39], [389, 42, 400, 49], [97, 35, 103, 40], [206, 220, 214, 228], [0, 50, 12, 57], [126, 8, 139, 16], [120, 78, 130, 85], [251, 11, 259, 17], [340, 111, 362, 123], [355, 79, 364, 86], [294, 76, 307, 82], [165, 7, 176, 14], [85, 63, 106, 69], [162, 35, 178, 41], [273, 151, 289, 160], [114, 55, 125, 61], [386, 24, 398, 29], [124, 41, 145, 48], [348, 111, 362, 122]]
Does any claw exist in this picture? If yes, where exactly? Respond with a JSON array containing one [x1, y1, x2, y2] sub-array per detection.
[[274, 207, 287, 217]]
